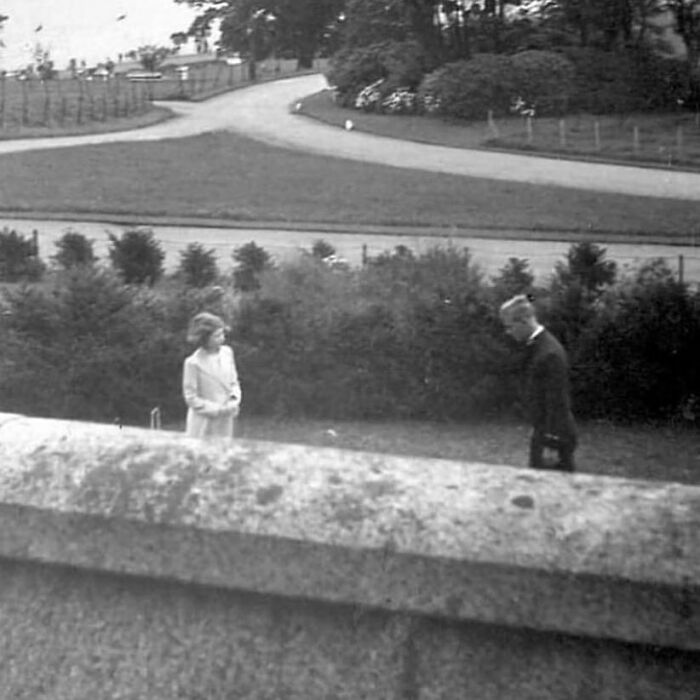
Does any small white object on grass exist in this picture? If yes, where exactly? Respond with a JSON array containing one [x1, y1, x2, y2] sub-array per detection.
[[295, 102, 302, 112], [344, 119, 354, 131]]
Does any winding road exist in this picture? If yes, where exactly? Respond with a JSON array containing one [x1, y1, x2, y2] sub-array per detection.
[[2, 74, 700, 201], [1, 74, 699, 281]]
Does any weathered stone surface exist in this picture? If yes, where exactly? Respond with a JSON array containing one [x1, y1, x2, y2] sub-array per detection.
[[2, 558, 698, 700], [0, 413, 698, 652]]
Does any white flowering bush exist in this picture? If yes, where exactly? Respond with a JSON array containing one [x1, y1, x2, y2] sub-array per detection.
[[420, 92, 442, 114], [510, 95, 536, 118], [355, 78, 385, 111], [381, 87, 417, 114]]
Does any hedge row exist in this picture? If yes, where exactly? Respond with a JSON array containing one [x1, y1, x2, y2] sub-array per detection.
[[0, 242, 698, 428]]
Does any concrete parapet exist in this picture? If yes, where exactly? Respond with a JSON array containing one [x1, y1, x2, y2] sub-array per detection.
[[0, 412, 697, 699]]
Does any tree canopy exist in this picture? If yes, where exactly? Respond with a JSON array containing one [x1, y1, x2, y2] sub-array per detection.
[[176, 0, 345, 67]]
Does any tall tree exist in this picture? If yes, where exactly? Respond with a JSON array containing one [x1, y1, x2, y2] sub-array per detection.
[[176, 0, 345, 68], [663, 1, 700, 75]]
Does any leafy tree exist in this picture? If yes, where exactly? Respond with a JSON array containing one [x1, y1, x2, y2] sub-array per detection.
[[176, 0, 345, 69], [232, 240, 272, 291], [51, 230, 96, 269], [126, 45, 174, 72], [108, 229, 165, 285], [664, 1, 700, 78], [178, 243, 219, 287]]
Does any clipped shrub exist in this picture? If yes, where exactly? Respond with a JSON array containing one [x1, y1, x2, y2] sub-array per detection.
[[510, 50, 575, 116], [178, 242, 219, 287], [51, 229, 96, 269], [418, 54, 516, 120], [0, 228, 45, 282], [108, 228, 165, 285]]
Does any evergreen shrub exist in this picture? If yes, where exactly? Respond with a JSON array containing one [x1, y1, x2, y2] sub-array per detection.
[[108, 228, 165, 286], [565, 47, 693, 114], [0, 228, 45, 282], [52, 230, 97, 270], [178, 243, 219, 287], [0, 239, 697, 426]]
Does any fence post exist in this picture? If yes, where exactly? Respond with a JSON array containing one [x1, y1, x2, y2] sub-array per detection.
[[594, 120, 601, 151], [676, 125, 684, 161], [0, 73, 6, 130], [678, 255, 684, 285], [31, 229, 39, 257], [42, 81, 51, 126], [76, 80, 84, 124], [487, 110, 499, 138], [21, 79, 29, 126], [362, 244, 368, 266], [558, 119, 566, 148], [149, 407, 162, 430], [633, 126, 640, 154], [526, 115, 533, 144]]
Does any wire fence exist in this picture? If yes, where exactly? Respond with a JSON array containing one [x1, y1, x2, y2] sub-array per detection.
[[486, 110, 700, 169]]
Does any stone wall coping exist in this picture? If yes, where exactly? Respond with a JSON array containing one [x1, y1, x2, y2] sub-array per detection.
[[0, 413, 697, 649]]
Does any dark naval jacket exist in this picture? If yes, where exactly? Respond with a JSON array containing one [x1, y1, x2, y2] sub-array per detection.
[[525, 329, 577, 443]]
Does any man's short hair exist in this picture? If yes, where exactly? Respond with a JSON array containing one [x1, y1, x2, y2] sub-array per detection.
[[499, 294, 537, 323]]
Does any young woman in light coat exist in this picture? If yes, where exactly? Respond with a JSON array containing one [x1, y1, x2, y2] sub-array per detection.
[[182, 312, 242, 440]]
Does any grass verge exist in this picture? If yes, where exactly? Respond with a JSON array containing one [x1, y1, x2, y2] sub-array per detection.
[[0, 106, 173, 140], [300, 89, 700, 172], [235, 416, 700, 486], [0, 131, 698, 239]]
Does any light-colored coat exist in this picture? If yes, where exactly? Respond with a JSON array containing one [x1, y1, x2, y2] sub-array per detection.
[[182, 345, 242, 439]]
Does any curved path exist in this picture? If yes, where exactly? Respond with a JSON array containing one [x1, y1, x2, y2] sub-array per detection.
[[1, 74, 700, 201]]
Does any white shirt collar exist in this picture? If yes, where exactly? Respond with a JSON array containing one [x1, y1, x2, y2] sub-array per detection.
[[527, 324, 545, 344]]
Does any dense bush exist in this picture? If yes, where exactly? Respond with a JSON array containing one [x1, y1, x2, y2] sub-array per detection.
[[0, 228, 45, 282], [418, 54, 516, 120], [0, 266, 239, 425], [510, 50, 575, 116], [108, 228, 165, 285], [0, 240, 697, 427], [564, 47, 694, 114], [572, 260, 700, 420]]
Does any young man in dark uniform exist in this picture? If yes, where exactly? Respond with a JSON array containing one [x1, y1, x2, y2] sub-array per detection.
[[499, 294, 578, 472]]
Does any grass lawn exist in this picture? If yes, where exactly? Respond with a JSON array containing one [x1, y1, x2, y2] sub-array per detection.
[[1, 130, 699, 239], [301, 89, 700, 171], [235, 416, 700, 486]]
